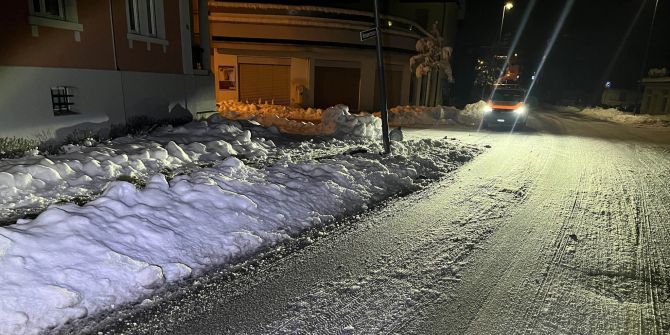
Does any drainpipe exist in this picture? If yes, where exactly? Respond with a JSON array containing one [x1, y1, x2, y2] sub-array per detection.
[[198, 0, 211, 72], [108, 0, 118, 70], [109, 0, 128, 127]]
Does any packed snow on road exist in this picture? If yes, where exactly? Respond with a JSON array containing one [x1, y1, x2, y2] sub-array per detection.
[[0, 104, 480, 335]]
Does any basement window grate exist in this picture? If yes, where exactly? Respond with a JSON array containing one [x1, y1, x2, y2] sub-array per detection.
[[51, 86, 76, 115]]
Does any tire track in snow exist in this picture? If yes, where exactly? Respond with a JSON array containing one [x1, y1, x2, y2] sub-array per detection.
[[258, 139, 543, 334], [520, 175, 586, 334], [263, 181, 530, 335], [630, 145, 670, 334]]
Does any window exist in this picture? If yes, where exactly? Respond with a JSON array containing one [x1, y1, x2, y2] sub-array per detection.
[[127, 0, 139, 33], [126, 0, 167, 51], [32, 0, 63, 19], [146, 0, 156, 36], [51, 86, 76, 116], [27, 0, 82, 40]]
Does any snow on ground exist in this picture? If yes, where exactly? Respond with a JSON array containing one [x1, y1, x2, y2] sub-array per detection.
[[218, 100, 488, 130], [321, 105, 382, 138], [3, 100, 483, 223], [0, 118, 276, 222], [217, 100, 322, 122], [552, 105, 670, 127], [386, 102, 488, 127], [0, 105, 481, 334], [0, 133, 480, 334], [385, 105, 459, 127], [218, 102, 381, 137], [457, 101, 489, 126], [0, 100, 493, 223]]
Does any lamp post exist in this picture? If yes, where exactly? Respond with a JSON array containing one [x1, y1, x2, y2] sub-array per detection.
[[499, 2, 514, 42]]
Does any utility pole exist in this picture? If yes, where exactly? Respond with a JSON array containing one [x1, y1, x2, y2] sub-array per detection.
[[373, 0, 391, 154]]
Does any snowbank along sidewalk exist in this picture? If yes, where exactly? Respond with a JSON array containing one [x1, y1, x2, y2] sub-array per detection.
[[0, 118, 276, 223], [550, 105, 670, 127], [0, 105, 481, 334]]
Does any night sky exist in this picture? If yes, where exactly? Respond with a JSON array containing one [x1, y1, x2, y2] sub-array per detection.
[[455, 0, 669, 103]]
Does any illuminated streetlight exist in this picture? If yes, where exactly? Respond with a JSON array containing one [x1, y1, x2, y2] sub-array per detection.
[[499, 2, 514, 42]]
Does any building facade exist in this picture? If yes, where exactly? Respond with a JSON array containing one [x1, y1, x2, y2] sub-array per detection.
[[641, 76, 670, 115], [0, 0, 215, 140], [207, 1, 461, 111]]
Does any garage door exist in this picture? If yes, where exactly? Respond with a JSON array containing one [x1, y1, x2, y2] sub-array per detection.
[[239, 64, 290, 105], [314, 66, 360, 110]]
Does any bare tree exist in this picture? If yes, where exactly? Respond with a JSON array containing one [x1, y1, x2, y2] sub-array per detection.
[[410, 22, 454, 106]]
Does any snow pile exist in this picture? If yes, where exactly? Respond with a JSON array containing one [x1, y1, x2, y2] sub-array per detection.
[[550, 105, 670, 127], [218, 102, 383, 138], [385, 102, 487, 127], [0, 119, 275, 220], [579, 107, 670, 127], [457, 101, 489, 126], [0, 138, 480, 335], [218, 100, 493, 131], [385, 105, 459, 126], [321, 104, 382, 139], [218, 100, 322, 122]]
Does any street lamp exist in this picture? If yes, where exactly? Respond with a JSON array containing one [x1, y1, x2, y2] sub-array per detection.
[[499, 2, 514, 42]]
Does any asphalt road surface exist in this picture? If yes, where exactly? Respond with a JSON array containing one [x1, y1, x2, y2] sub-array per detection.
[[61, 108, 670, 335]]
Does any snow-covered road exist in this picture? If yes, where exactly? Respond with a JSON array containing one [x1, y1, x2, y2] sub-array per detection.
[[58, 108, 670, 335]]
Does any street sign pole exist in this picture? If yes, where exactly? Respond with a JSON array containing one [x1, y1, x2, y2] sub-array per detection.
[[372, 0, 391, 154]]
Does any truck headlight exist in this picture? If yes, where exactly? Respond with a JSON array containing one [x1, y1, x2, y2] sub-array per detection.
[[514, 106, 527, 114], [483, 106, 493, 113]]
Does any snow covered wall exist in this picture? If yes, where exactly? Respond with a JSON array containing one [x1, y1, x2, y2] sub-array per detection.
[[0, 120, 480, 334]]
